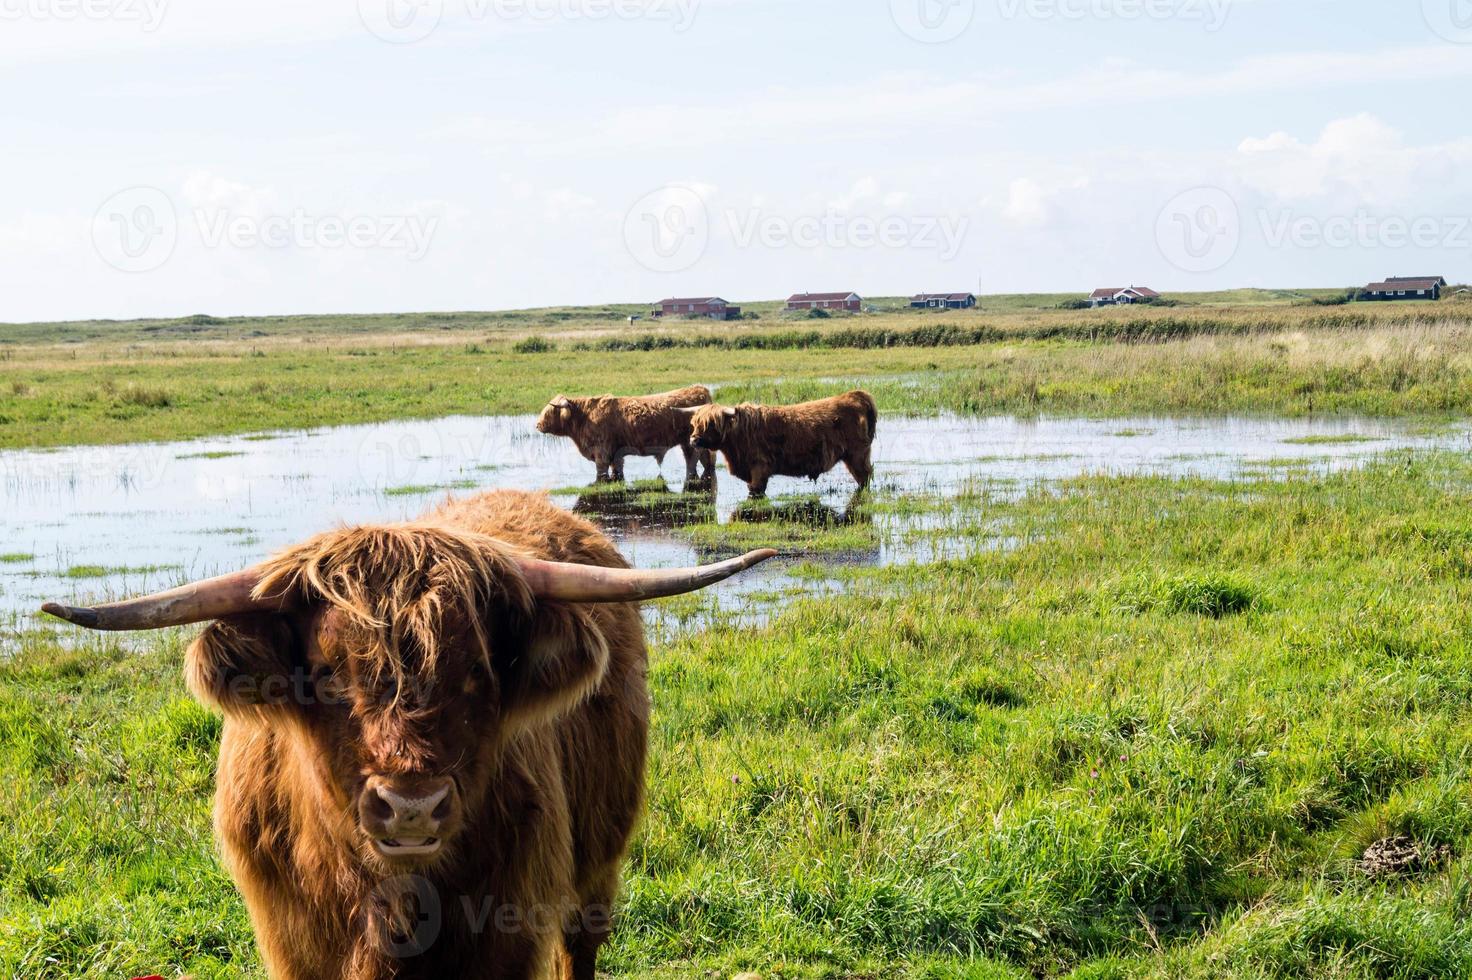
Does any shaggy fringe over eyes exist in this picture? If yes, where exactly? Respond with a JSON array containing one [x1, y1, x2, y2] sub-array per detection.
[[252, 524, 535, 693]]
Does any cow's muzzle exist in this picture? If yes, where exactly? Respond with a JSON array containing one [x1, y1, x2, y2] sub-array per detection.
[[360, 775, 459, 859]]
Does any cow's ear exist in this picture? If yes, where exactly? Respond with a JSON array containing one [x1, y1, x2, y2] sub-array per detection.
[[496, 602, 609, 732], [186, 613, 305, 717]]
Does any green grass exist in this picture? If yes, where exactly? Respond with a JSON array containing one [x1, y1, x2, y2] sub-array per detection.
[[1281, 434, 1383, 446], [682, 495, 878, 555], [382, 479, 480, 497], [61, 564, 181, 580], [4, 302, 1472, 449], [176, 450, 247, 460], [8, 455, 1472, 977], [6, 297, 1472, 976], [0, 553, 33, 564]]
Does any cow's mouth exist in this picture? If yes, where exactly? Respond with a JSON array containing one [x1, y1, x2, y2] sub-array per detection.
[[376, 837, 442, 857]]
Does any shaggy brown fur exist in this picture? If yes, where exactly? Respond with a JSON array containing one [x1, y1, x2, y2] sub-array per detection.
[[535, 385, 714, 484], [185, 491, 649, 980], [688, 390, 877, 497]]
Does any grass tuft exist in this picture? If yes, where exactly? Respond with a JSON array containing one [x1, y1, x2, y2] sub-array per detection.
[[1115, 572, 1261, 618]]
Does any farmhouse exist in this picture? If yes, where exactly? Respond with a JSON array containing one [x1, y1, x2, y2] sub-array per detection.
[[1361, 276, 1446, 301], [652, 296, 742, 320], [1089, 285, 1160, 307], [911, 292, 977, 310], [787, 291, 862, 312]]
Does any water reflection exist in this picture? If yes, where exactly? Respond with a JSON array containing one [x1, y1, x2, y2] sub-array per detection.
[[572, 481, 716, 532], [1, 413, 1467, 641]]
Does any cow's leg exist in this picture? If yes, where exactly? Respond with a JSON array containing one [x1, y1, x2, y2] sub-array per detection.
[[610, 450, 628, 483], [679, 442, 698, 482], [474, 932, 554, 980], [844, 445, 873, 489], [563, 864, 620, 980], [594, 448, 617, 483], [697, 448, 715, 481]]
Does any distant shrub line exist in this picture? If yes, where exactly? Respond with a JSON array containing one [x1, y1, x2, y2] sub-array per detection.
[[530, 312, 1455, 354]]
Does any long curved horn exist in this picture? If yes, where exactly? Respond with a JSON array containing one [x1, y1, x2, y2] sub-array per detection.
[[516, 549, 778, 603], [40, 549, 781, 628], [41, 567, 288, 631]]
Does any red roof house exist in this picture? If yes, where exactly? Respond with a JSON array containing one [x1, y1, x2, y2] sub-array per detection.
[[652, 297, 742, 320], [1089, 286, 1160, 307], [786, 291, 862, 312]]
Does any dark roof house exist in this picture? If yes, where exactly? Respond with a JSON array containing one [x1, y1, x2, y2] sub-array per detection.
[[911, 292, 977, 310], [1362, 277, 1445, 301]]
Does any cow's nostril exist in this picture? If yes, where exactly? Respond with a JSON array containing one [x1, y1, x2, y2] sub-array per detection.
[[365, 788, 395, 822], [432, 795, 452, 821]]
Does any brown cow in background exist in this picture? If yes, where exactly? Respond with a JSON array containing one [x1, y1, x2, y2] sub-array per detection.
[[536, 385, 714, 485], [42, 491, 774, 980], [688, 389, 877, 497]]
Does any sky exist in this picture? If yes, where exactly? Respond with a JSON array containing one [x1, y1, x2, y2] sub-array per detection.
[[1, 0, 1469, 322]]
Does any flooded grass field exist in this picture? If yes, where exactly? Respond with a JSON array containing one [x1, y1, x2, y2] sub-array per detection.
[[2, 413, 1466, 649]]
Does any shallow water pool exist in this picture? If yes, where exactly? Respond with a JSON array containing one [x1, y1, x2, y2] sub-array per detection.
[[1, 413, 1464, 643]]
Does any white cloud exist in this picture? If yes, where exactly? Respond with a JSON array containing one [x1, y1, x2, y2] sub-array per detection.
[[1236, 114, 1472, 208], [1002, 178, 1049, 227], [827, 177, 880, 212], [453, 45, 1472, 157], [543, 187, 598, 221], [180, 172, 278, 215]]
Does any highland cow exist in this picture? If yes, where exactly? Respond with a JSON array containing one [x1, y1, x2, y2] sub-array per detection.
[[687, 390, 878, 497], [43, 491, 773, 980], [536, 385, 714, 485]]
